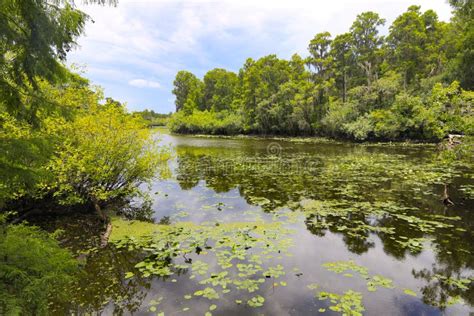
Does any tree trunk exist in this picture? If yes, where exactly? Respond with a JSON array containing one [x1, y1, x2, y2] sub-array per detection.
[[92, 198, 107, 222], [365, 62, 372, 87], [100, 222, 113, 248]]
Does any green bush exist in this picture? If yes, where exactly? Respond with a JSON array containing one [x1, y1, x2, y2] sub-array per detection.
[[0, 219, 78, 315], [169, 110, 243, 135], [48, 101, 166, 218]]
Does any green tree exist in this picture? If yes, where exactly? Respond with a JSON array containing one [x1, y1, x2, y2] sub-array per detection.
[[289, 53, 309, 81], [330, 33, 354, 102], [386, 6, 427, 89], [0, 0, 89, 121], [307, 32, 332, 82], [447, 0, 474, 89], [203, 68, 239, 112], [0, 76, 103, 208], [350, 11, 386, 87], [172, 71, 203, 113], [307, 32, 334, 107], [239, 55, 292, 131]]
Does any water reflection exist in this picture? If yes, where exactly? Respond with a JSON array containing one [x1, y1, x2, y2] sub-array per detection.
[[166, 134, 473, 314], [40, 132, 473, 315]]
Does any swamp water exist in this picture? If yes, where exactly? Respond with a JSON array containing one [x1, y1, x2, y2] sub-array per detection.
[[43, 129, 473, 315]]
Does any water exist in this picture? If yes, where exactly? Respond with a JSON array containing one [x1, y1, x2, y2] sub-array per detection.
[[42, 129, 474, 315]]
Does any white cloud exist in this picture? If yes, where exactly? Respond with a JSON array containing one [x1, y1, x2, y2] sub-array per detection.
[[128, 79, 161, 89]]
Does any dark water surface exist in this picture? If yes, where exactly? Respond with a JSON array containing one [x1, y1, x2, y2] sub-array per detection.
[[44, 129, 474, 315]]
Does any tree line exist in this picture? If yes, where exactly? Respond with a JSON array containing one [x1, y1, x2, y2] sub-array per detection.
[[170, 4, 473, 141]]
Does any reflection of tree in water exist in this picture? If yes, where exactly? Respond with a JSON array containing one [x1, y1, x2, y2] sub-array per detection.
[[412, 264, 473, 310], [412, 219, 474, 310], [70, 247, 150, 315], [174, 146, 473, 257], [175, 155, 201, 190], [175, 150, 323, 211], [33, 214, 153, 315], [305, 213, 375, 254]]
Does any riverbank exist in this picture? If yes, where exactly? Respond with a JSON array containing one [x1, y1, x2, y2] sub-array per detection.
[[160, 127, 449, 148]]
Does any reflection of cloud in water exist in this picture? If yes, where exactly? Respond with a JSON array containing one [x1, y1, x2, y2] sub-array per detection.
[[128, 133, 474, 315]]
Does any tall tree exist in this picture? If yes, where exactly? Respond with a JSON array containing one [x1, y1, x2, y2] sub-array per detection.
[[330, 33, 354, 102], [203, 68, 238, 112], [386, 6, 427, 89], [0, 0, 88, 122], [239, 55, 292, 131], [350, 11, 386, 87], [448, 0, 474, 89], [172, 71, 203, 113], [307, 32, 333, 83]]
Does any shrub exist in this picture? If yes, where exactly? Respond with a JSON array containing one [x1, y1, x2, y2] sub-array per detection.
[[49, 102, 166, 218], [169, 110, 243, 135], [0, 218, 78, 315]]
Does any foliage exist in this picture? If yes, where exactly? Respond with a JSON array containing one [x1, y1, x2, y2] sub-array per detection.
[[0, 217, 78, 315], [169, 110, 243, 135], [48, 101, 165, 212], [0, 75, 104, 207], [0, 1, 171, 314], [172, 71, 204, 113], [169, 5, 473, 141], [203, 68, 239, 112], [0, 0, 87, 119]]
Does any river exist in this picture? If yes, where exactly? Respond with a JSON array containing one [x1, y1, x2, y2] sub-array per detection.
[[40, 129, 474, 315]]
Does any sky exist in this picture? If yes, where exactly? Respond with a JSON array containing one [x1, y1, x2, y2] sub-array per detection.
[[68, 0, 453, 113]]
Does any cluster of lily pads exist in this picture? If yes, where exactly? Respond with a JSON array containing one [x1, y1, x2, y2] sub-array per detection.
[[306, 260, 423, 315], [110, 218, 294, 315]]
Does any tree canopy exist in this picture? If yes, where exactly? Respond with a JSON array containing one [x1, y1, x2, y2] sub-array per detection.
[[170, 5, 473, 141]]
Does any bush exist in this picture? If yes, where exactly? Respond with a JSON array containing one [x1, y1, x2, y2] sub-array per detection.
[[169, 110, 243, 135], [322, 100, 359, 137], [49, 102, 166, 218], [0, 218, 78, 315]]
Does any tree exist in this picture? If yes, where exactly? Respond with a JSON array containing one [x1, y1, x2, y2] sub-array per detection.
[[330, 33, 354, 102], [172, 71, 203, 113], [350, 11, 386, 87], [447, 0, 474, 89], [307, 32, 333, 82], [0, 0, 89, 122], [203, 68, 238, 112], [239, 55, 292, 131], [307, 32, 334, 106], [0, 75, 103, 208], [168, 6, 473, 141], [386, 6, 427, 89], [289, 53, 309, 81]]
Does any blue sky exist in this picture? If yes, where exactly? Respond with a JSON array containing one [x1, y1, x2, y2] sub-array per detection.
[[68, 0, 452, 114]]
